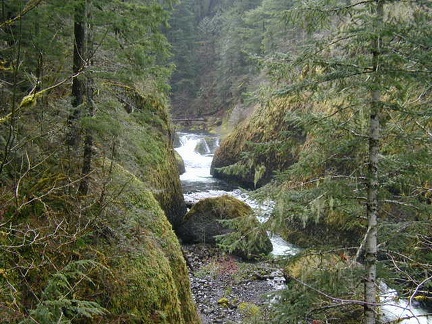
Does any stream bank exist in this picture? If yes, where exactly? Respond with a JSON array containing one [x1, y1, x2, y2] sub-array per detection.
[[175, 132, 432, 324]]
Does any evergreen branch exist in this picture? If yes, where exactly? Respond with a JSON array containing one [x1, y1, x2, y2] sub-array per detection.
[[301, 0, 374, 14], [382, 199, 419, 209], [301, 175, 367, 187], [415, 121, 432, 139], [384, 251, 417, 284], [355, 225, 371, 262], [305, 302, 359, 322], [1, 69, 86, 124], [0, 0, 43, 28], [286, 274, 372, 307], [275, 69, 371, 96], [288, 273, 430, 323], [281, 0, 374, 23]]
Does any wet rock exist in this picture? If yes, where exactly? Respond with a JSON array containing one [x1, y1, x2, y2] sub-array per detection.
[[175, 150, 186, 174], [178, 195, 272, 259]]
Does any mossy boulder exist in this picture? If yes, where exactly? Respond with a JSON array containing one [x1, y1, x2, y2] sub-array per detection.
[[280, 214, 364, 249], [87, 89, 198, 322], [211, 98, 305, 189], [175, 150, 186, 174], [90, 163, 200, 323], [93, 87, 187, 228], [177, 195, 272, 259]]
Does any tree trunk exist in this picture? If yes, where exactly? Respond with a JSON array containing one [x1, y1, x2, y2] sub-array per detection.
[[67, 1, 86, 147], [78, 0, 93, 195], [364, 1, 383, 323]]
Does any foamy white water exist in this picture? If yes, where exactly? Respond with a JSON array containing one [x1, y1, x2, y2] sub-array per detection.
[[380, 282, 432, 323], [175, 133, 216, 182], [175, 133, 299, 256]]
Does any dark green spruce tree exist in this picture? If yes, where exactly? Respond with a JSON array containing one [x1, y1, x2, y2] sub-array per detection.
[[265, 0, 432, 323]]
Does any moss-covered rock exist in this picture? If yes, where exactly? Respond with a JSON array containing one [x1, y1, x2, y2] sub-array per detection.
[[87, 88, 198, 322], [279, 211, 364, 249], [0, 85, 200, 323], [93, 86, 187, 228], [90, 163, 199, 323], [211, 98, 305, 189], [175, 150, 186, 175], [177, 195, 272, 259]]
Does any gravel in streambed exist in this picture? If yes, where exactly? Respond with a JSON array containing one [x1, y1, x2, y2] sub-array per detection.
[[182, 244, 286, 324]]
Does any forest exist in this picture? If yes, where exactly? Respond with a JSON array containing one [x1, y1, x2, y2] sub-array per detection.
[[169, 0, 432, 322], [1, 0, 431, 323]]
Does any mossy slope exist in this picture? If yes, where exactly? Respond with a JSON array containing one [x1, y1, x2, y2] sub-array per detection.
[[211, 98, 305, 188], [92, 163, 198, 323], [0, 85, 200, 323]]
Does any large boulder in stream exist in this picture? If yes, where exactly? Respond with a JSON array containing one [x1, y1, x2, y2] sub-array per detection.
[[175, 150, 186, 174], [178, 195, 273, 260]]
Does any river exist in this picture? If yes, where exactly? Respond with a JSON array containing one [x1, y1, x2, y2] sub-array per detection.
[[175, 132, 299, 256], [175, 131, 431, 323]]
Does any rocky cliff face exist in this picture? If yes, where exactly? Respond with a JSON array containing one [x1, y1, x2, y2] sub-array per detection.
[[78, 89, 199, 322], [91, 162, 199, 323]]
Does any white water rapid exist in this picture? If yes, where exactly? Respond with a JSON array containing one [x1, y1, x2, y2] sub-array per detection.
[[175, 132, 298, 257], [380, 281, 432, 323], [175, 132, 432, 322]]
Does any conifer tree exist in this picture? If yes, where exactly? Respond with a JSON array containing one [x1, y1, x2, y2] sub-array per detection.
[[266, 0, 432, 322], [67, 0, 87, 148]]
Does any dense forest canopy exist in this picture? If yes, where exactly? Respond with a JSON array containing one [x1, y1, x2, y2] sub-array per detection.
[[168, 0, 299, 120]]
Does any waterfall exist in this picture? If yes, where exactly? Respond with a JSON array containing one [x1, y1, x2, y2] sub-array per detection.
[[175, 132, 230, 192]]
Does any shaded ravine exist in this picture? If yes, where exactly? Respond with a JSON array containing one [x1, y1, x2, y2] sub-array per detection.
[[175, 132, 298, 256]]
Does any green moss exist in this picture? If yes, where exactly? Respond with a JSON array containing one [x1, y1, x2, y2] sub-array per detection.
[[184, 195, 253, 222], [211, 98, 305, 188], [174, 151, 186, 174], [95, 85, 186, 227], [90, 162, 199, 323], [0, 84, 199, 323], [178, 195, 272, 260]]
